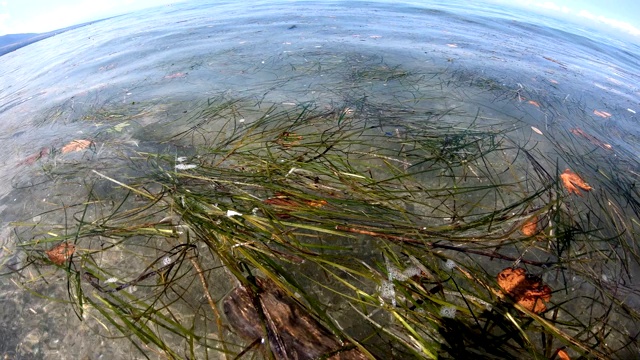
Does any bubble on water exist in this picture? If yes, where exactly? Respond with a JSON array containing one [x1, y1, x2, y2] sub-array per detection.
[[162, 256, 172, 266], [380, 280, 396, 300], [444, 259, 456, 270], [388, 266, 407, 281], [175, 163, 197, 170], [402, 266, 422, 279], [439, 306, 457, 318]]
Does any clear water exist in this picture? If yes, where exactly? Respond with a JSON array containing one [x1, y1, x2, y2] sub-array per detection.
[[1, 0, 639, 358]]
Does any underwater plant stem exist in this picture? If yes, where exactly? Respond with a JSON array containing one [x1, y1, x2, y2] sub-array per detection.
[[335, 225, 554, 267]]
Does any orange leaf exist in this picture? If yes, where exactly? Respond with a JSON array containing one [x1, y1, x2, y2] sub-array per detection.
[[569, 128, 612, 150], [46, 242, 76, 265], [521, 216, 538, 236], [555, 349, 571, 360], [61, 139, 92, 154], [560, 169, 593, 196], [497, 267, 551, 313], [593, 109, 612, 118], [306, 199, 328, 207], [527, 100, 540, 107]]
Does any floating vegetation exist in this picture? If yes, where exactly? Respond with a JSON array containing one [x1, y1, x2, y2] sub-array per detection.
[[6, 88, 639, 360]]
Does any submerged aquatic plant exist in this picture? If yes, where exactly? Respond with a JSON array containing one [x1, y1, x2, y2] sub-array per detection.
[[6, 77, 640, 360]]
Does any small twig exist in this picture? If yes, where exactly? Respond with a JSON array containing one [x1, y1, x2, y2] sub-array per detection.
[[92, 170, 156, 200], [190, 257, 230, 359]]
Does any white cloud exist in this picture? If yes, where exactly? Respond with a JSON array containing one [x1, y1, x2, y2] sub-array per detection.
[[577, 9, 640, 36], [0, 0, 180, 36], [535, 1, 571, 14], [0, 2, 110, 35], [497, 0, 640, 38], [0, 12, 10, 33]]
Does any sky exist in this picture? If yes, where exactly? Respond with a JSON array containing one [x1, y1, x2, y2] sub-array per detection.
[[1, 0, 640, 39], [0, 0, 181, 36], [492, 0, 640, 38]]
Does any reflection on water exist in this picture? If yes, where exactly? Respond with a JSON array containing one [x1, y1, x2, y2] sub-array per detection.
[[1, 1, 639, 359]]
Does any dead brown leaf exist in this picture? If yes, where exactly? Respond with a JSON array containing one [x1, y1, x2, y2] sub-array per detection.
[[497, 267, 551, 313], [18, 147, 50, 166], [264, 195, 327, 209], [560, 168, 593, 196], [521, 216, 538, 236], [46, 242, 75, 265], [61, 139, 92, 154], [542, 56, 567, 68], [264, 194, 328, 218], [274, 132, 303, 148], [264, 197, 298, 208]]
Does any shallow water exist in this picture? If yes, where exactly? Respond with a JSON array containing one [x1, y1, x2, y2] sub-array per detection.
[[1, 0, 639, 359]]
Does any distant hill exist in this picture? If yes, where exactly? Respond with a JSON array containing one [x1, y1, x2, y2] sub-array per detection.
[[0, 33, 39, 47], [0, 33, 53, 56], [0, 18, 112, 56]]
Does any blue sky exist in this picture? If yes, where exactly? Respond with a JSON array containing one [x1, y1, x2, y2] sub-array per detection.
[[1, 0, 639, 39]]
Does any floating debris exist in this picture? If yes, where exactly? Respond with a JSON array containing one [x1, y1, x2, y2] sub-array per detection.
[[593, 109, 612, 118], [46, 242, 76, 265], [175, 163, 197, 170], [570, 127, 612, 150], [555, 349, 571, 360], [164, 72, 187, 79], [521, 216, 538, 236], [226, 210, 243, 217], [497, 267, 551, 313], [560, 168, 593, 196], [18, 147, 50, 165], [61, 139, 92, 154]]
